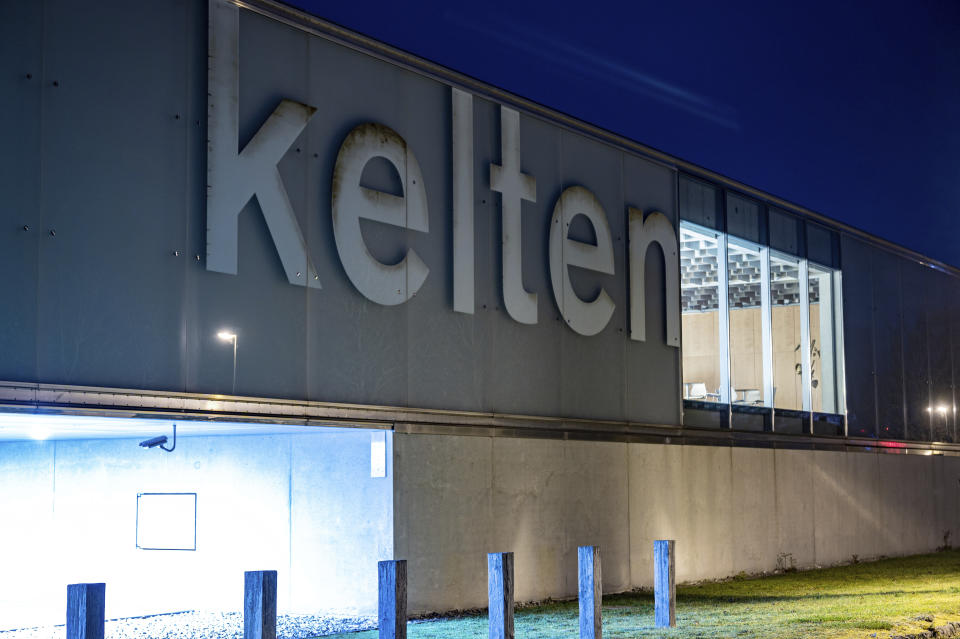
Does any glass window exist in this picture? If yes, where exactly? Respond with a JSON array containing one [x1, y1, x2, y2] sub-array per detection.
[[809, 264, 842, 414], [680, 223, 725, 403], [770, 252, 803, 410], [678, 179, 847, 432], [728, 239, 766, 406]]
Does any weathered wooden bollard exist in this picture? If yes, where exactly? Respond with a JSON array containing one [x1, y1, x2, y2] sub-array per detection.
[[488, 552, 515, 639], [578, 546, 602, 639], [654, 540, 676, 628], [379, 560, 407, 639], [244, 570, 277, 639], [67, 582, 105, 639]]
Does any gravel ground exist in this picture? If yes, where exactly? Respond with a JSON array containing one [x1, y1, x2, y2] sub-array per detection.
[[0, 611, 377, 639]]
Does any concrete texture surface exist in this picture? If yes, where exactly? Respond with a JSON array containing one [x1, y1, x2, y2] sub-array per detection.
[[395, 433, 960, 614]]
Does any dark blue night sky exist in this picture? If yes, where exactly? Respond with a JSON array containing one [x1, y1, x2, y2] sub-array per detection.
[[289, 0, 960, 267]]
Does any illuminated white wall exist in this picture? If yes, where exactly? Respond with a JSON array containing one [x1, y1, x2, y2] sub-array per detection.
[[0, 427, 392, 630]]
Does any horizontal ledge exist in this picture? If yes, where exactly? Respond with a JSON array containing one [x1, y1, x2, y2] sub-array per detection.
[[0, 381, 955, 455]]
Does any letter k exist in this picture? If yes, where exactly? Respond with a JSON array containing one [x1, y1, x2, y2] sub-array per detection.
[[206, 0, 320, 288]]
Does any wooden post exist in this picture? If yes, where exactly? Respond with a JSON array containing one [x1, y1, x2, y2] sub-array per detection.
[[66, 582, 105, 639], [654, 540, 676, 628], [379, 560, 407, 639], [578, 546, 602, 639], [244, 570, 277, 639], [487, 552, 514, 639]]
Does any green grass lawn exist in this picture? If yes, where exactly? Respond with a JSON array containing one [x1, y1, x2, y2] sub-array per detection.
[[331, 550, 960, 639]]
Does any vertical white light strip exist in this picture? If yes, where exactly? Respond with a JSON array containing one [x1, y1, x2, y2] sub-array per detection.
[[451, 88, 475, 314], [717, 232, 732, 405], [833, 271, 848, 421], [370, 431, 387, 478], [819, 270, 838, 413], [799, 259, 812, 413], [760, 247, 774, 410]]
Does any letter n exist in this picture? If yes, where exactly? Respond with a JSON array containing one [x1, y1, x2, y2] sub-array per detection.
[[628, 208, 680, 347]]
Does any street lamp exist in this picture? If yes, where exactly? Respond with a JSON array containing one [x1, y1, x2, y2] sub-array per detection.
[[928, 404, 951, 440], [217, 330, 238, 395]]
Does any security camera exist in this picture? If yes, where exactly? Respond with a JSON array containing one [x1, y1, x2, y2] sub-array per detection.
[[139, 424, 177, 452], [140, 435, 168, 448]]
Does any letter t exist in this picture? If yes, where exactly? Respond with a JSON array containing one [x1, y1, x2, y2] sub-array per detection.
[[490, 107, 537, 324]]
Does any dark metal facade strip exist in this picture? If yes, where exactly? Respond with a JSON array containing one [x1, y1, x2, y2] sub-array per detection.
[[3, 381, 958, 455], [233, 0, 960, 278], [397, 421, 959, 455]]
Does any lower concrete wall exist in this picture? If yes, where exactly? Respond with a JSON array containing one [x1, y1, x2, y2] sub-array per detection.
[[393, 433, 960, 613]]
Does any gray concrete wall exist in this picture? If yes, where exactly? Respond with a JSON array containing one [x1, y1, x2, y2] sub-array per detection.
[[394, 432, 960, 613], [0, 428, 392, 630]]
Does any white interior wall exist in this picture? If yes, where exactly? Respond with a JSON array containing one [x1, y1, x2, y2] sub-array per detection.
[[0, 428, 392, 630], [682, 305, 824, 410]]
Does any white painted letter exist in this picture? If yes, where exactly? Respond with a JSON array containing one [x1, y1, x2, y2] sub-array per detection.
[[331, 123, 429, 306], [628, 208, 680, 347], [207, 0, 320, 287], [549, 187, 615, 336], [452, 88, 474, 314], [490, 107, 537, 324]]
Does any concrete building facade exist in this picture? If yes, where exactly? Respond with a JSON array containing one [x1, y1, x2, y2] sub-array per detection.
[[1, 0, 959, 627]]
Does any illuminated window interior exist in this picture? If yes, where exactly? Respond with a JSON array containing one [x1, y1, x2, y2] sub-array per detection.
[[680, 213, 845, 430]]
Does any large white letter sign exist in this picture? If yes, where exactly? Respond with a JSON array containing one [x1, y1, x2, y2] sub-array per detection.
[[452, 88, 475, 314], [331, 123, 430, 306], [549, 187, 615, 336], [628, 208, 680, 347], [206, 0, 320, 288], [490, 107, 537, 324]]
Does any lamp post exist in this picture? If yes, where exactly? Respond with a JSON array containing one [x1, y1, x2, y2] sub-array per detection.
[[217, 330, 238, 395]]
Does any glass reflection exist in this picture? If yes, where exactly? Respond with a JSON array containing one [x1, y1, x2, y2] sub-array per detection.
[[678, 212, 847, 425], [809, 264, 840, 414], [728, 239, 765, 405], [770, 252, 802, 410], [680, 223, 723, 402]]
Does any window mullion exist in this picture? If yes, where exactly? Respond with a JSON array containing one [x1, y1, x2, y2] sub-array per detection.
[[799, 259, 813, 413], [718, 232, 731, 406], [760, 247, 774, 411], [833, 271, 848, 425]]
